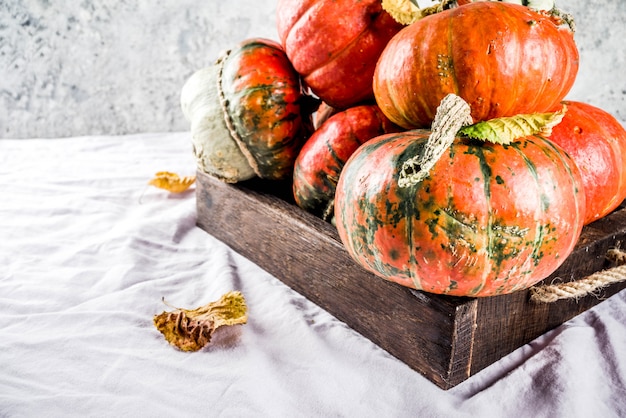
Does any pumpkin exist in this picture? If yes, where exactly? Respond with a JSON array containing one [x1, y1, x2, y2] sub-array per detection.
[[547, 101, 626, 224], [334, 96, 585, 297], [180, 38, 310, 182], [276, 0, 404, 110], [293, 104, 403, 220], [373, 2, 579, 129]]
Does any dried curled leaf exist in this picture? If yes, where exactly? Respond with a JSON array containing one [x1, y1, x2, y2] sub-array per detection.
[[148, 171, 196, 193], [458, 106, 567, 145], [382, 0, 423, 25], [382, 0, 455, 25], [154, 291, 248, 351]]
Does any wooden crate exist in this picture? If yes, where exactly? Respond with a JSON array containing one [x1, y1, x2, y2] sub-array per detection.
[[195, 171, 626, 389]]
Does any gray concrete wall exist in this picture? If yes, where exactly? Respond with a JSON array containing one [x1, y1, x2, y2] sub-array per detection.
[[1, 0, 624, 138]]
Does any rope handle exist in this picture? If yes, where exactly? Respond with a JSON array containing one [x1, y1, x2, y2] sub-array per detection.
[[529, 248, 626, 303]]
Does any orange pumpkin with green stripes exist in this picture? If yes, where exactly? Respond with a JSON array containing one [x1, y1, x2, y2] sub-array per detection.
[[219, 38, 311, 180], [293, 104, 402, 220], [181, 38, 311, 183], [334, 130, 586, 297]]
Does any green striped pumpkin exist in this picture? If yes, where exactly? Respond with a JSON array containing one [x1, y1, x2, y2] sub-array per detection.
[[181, 38, 310, 182], [293, 104, 402, 220], [334, 130, 586, 297]]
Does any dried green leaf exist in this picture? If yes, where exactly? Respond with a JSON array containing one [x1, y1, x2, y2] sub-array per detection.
[[458, 106, 566, 145], [154, 291, 248, 352]]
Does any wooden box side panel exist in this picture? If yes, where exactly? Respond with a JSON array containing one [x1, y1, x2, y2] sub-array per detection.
[[196, 172, 478, 389]]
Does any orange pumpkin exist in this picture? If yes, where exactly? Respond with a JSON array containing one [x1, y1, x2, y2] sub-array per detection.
[[373, 2, 579, 128], [548, 101, 626, 224], [293, 104, 402, 219], [276, 0, 403, 109]]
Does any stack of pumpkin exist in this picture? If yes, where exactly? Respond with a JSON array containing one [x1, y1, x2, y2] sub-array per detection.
[[181, 0, 626, 297]]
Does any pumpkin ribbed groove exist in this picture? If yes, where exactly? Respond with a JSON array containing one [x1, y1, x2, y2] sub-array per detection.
[[216, 49, 261, 177]]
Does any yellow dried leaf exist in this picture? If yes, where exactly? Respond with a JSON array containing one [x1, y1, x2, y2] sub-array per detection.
[[382, 0, 423, 25], [148, 171, 196, 193], [382, 0, 454, 25], [154, 291, 248, 352]]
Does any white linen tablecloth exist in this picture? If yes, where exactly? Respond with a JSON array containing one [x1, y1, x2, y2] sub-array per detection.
[[1, 132, 625, 417]]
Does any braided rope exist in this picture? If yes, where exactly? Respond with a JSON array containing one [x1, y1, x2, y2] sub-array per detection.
[[529, 249, 626, 303]]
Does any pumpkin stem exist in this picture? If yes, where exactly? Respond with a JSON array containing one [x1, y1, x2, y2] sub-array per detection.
[[322, 198, 335, 224], [545, 7, 576, 34], [398, 94, 472, 188]]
